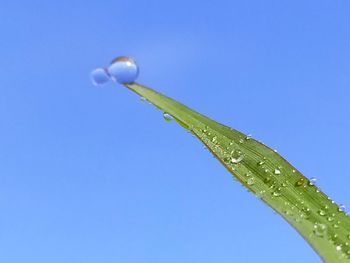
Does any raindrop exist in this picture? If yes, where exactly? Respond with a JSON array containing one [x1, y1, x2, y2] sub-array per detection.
[[336, 245, 342, 252], [108, 56, 139, 84], [91, 68, 110, 86], [163, 113, 173, 122]]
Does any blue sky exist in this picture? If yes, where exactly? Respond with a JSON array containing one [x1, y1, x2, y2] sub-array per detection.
[[1, 1, 350, 262]]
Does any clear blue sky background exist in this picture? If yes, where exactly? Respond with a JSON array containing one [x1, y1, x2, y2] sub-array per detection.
[[1, 1, 349, 262]]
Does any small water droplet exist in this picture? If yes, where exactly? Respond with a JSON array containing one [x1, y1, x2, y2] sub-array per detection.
[[108, 56, 139, 84], [310, 177, 317, 184], [163, 113, 173, 122], [327, 216, 335, 222], [258, 161, 265, 166], [295, 178, 305, 187], [272, 190, 282, 197], [247, 177, 255, 185], [336, 245, 342, 252], [318, 209, 326, 216], [313, 222, 327, 237], [91, 68, 110, 86], [274, 169, 281, 175]]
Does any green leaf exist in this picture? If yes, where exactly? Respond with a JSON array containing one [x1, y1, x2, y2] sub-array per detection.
[[124, 82, 350, 262]]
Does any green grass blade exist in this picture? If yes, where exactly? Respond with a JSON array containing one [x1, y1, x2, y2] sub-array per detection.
[[124, 82, 350, 262]]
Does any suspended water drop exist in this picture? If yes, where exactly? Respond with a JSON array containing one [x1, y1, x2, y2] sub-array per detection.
[[108, 56, 139, 84], [308, 177, 317, 186], [336, 245, 342, 252], [91, 68, 110, 86], [163, 113, 173, 122]]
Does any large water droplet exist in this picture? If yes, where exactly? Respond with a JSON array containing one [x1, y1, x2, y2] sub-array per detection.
[[91, 68, 110, 86], [108, 56, 139, 84], [231, 155, 244, 164]]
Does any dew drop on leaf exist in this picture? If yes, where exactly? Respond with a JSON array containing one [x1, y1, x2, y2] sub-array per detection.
[[108, 56, 139, 84], [231, 155, 244, 164], [313, 222, 327, 237], [338, 204, 346, 212], [318, 209, 326, 216], [90, 68, 110, 86], [295, 178, 305, 187], [247, 177, 255, 185], [274, 169, 281, 175]]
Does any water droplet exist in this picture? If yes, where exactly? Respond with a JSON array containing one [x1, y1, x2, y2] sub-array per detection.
[[163, 113, 173, 122], [258, 161, 265, 166], [295, 178, 305, 187], [91, 68, 110, 86], [336, 245, 342, 252], [274, 169, 281, 175], [272, 190, 282, 197], [338, 204, 346, 212], [313, 222, 327, 237], [310, 177, 317, 184], [318, 209, 326, 216], [327, 216, 335, 222], [108, 56, 139, 84], [247, 177, 255, 185], [231, 155, 244, 164]]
